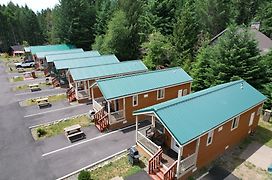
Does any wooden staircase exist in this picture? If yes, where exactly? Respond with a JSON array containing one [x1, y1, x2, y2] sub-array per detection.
[[44, 68, 50, 77], [52, 77, 60, 87], [148, 148, 177, 180], [93, 107, 109, 132], [66, 87, 76, 102]]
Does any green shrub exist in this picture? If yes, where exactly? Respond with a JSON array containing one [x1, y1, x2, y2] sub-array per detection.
[[78, 170, 91, 180], [37, 128, 47, 137]]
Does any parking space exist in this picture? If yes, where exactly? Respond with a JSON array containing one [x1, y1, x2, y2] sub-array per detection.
[[25, 103, 91, 127], [11, 76, 49, 86], [15, 88, 66, 101], [38, 126, 101, 154]]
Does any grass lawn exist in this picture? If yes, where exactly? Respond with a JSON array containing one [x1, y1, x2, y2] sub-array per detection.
[[252, 120, 272, 148], [31, 114, 91, 140], [13, 82, 52, 91], [9, 76, 24, 82], [22, 93, 66, 106], [88, 155, 147, 180]]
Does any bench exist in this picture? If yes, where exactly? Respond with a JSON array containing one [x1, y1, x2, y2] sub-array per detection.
[[29, 83, 41, 92], [64, 124, 86, 143], [36, 97, 50, 108]]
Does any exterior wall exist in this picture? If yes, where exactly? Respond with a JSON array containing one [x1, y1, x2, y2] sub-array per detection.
[[109, 82, 191, 130], [176, 103, 264, 179]]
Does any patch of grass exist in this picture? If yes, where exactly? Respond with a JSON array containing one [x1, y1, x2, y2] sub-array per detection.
[[9, 76, 24, 82], [31, 115, 91, 140], [90, 155, 146, 180], [22, 93, 66, 106], [13, 82, 52, 91], [252, 120, 272, 148]]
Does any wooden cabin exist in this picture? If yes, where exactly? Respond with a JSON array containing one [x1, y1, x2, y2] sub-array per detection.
[[66, 60, 148, 103], [35, 48, 84, 74], [133, 80, 266, 180], [29, 44, 73, 69], [45, 51, 101, 79], [10, 45, 24, 56], [91, 67, 193, 132]]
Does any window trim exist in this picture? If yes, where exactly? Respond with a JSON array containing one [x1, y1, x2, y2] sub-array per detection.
[[132, 95, 138, 107], [257, 107, 262, 116], [249, 112, 255, 126], [157, 88, 165, 100], [183, 89, 188, 96], [231, 116, 240, 131], [206, 130, 214, 146]]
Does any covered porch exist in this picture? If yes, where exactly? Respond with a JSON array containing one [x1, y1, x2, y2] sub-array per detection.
[[136, 115, 199, 180]]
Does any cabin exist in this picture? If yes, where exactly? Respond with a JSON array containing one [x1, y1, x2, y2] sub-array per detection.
[[91, 67, 192, 132], [10, 45, 24, 56], [67, 60, 148, 103], [53, 55, 119, 88], [29, 44, 73, 69], [45, 51, 100, 76], [133, 80, 266, 180], [35, 48, 84, 74], [210, 23, 272, 55]]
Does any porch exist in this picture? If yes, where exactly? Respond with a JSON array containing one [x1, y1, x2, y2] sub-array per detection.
[[136, 116, 199, 180]]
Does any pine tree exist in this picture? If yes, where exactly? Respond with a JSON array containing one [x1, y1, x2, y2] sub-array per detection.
[[256, 2, 272, 38]]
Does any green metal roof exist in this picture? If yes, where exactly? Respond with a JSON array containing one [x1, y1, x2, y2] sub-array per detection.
[[54, 55, 119, 70], [97, 67, 193, 100], [30, 44, 73, 54], [36, 49, 83, 59], [134, 80, 267, 145], [46, 51, 100, 63], [70, 60, 147, 81]]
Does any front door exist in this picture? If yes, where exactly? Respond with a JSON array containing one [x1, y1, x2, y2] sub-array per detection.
[[178, 89, 183, 97], [114, 99, 119, 112], [171, 137, 180, 153]]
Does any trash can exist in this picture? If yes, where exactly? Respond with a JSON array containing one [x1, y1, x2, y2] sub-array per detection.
[[128, 146, 140, 165]]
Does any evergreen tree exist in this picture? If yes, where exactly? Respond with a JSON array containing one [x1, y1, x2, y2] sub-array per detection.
[[142, 32, 177, 69], [172, 0, 200, 69], [212, 25, 263, 89], [256, 2, 272, 38], [261, 51, 272, 108]]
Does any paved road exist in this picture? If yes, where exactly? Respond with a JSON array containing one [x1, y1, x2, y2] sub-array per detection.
[[15, 88, 66, 101], [0, 62, 54, 180]]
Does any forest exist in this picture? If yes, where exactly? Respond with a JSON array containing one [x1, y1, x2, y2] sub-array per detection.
[[0, 0, 271, 108]]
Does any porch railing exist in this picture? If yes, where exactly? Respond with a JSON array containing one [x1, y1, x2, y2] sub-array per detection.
[[164, 160, 178, 180], [93, 99, 103, 111], [179, 152, 196, 174], [78, 90, 88, 99], [137, 131, 161, 155], [148, 148, 163, 174]]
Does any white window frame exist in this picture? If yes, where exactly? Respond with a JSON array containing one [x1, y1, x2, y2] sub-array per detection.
[[231, 116, 240, 131], [206, 130, 214, 146], [249, 112, 255, 126], [183, 89, 188, 96], [157, 89, 165, 100], [257, 107, 262, 116], [132, 95, 138, 107]]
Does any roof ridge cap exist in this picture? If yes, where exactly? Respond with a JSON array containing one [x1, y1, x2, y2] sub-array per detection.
[[97, 67, 182, 83], [155, 80, 244, 111]]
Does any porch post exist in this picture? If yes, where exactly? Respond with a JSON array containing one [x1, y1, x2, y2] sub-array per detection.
[[123, 98, 126, 119], [136, 115, 138, 142], [151, 115, 155, 126], [87, 81, 91, 99], [108, 101, 111, 124], [91, 86, 94, 101], [75, 81, 78, 99], [176, 146, 183, 178], [194, 138, 200, 166]]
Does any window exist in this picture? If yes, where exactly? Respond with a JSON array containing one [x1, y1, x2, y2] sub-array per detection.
[[231, 116, 240, 130], [132, 95, 138, 106], [157, 89, 165, 100], [206, 130, 214, 146], [183, 89, 188, 96], [249, 112, 255, 126], [257, 107, 262, 116]]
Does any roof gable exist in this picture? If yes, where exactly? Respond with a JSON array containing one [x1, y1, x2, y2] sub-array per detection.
[[97, 67, 193, 100], [30, 44, 72, 54], [46, 51, 100, 62], [55, 55, 119, 70], [134, 80, 266, 145], [69, 60, 147, 81]]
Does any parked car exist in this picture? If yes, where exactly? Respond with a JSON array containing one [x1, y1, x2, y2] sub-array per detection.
[[14, 60, 35, 68]]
